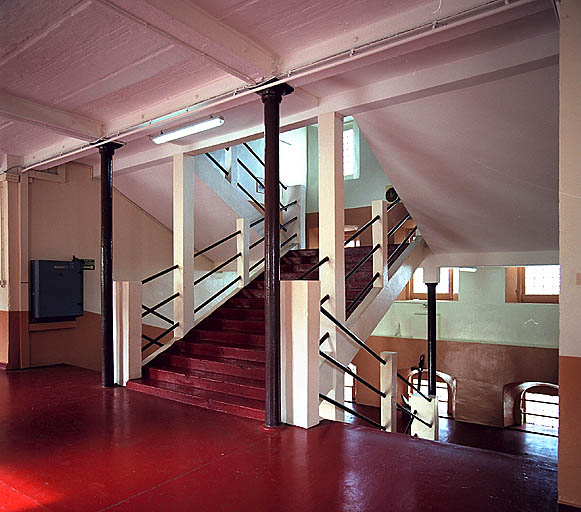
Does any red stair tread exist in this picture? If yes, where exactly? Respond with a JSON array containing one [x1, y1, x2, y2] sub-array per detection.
[[128, 379, 265, 420], [148, 363, 265, 388]]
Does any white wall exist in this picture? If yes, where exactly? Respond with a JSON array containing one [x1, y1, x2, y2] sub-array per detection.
[[373, 267, 559, 349]]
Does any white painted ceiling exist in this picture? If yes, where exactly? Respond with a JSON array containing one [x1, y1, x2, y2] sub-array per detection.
[[0, 0, 560, 258]]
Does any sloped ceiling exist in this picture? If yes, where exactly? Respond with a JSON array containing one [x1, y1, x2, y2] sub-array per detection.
[[355, 63, 559, 254]]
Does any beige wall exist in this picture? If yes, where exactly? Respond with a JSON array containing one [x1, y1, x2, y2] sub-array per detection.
[[26, 163, 174, 370], [559, 1, 581, 507]]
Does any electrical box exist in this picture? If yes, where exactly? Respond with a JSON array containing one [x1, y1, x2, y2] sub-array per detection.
[[30, 259, 84, 320]]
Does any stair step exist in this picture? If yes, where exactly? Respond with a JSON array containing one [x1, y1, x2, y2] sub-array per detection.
[[158, 353, 265, 380], [172, 340, 265, 362], [224, 297, 264, 309], [144, 364, 265, 400], [212, 307, 265, 321], [198, 317, 264, 333], [188, 329, 265, 346], [127, 379, 265, 421]]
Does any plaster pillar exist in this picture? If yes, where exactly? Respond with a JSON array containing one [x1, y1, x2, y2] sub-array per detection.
[[113, 281, 142, 386], [280, 280, 320, 428], [380, 351, 398, 432], [372, 200, 388, 288], [173, 154, 195, 339], [558, 2, 581, 507], [318, 111, 346, 420], [236, 217, 249, 288]]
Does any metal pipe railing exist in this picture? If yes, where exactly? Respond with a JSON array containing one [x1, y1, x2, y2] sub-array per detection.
[[386, 213, 411, 240], [344, 215, 380, 247], [205, 152, 229, 177], [194, 275, 242, 313], [237, 183, 265, 212], [243, 142, 265, 167], [141, 306, 173, 325], [237, 158, 266, 191], [242, 143, 288, 190], [249, 233, 298, 272], [396, 372, 432, 402], [319, 393, 386, 431], [346, 272, 380, 316], [386, 198, 401, 213], [320, 350, 386, 398], [345, 244, 380, 281], [319, 332, 330, 345], [320, 305, 386, 365], [142, 292, 179, 319], [387, 226, 417, 267], [195, 230, 241, 259], [142, 322, 179, 352], [280, 199, 297, 211], [297, 256, 329, 280], [396, 403, 432, 428], [142, 264, 178, 285], [194, 253, 242, 286]]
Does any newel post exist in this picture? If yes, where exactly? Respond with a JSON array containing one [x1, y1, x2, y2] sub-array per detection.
[[280, 280, 320, 428], [372, 200, 389, 287], [380, 351, 398, 432], [113, 281, 142, 386], [236, 217, 249, 288]]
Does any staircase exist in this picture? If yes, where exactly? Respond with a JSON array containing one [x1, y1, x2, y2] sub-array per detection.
[[127, 245, 399, 421]]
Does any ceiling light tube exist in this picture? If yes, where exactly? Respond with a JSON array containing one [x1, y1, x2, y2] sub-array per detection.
[[458, 267, 478, 272], [151, 116, 224, 144]]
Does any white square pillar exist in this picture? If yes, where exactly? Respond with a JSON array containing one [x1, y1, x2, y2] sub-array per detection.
[[280, 280, 321, 428], [173, 154, 195, 338], [318, 112, 346, 420], [380, 351, 398, 432]]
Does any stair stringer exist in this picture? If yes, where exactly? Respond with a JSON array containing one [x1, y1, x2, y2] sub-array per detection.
[[319, 236, 429, 397], [194, 153, 265, 236]]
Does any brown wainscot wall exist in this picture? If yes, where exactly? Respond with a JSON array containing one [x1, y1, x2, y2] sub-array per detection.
[[353, 336, 558, 427]]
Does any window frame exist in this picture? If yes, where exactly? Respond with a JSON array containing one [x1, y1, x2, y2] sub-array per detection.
[[505, 267, 559, 304], [403, 268, 458, 301], [342, 120, 360, 181]]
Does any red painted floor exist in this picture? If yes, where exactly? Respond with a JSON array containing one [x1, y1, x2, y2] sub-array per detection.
[[0, 365, 559, 512], [346, 403, 559, 463]]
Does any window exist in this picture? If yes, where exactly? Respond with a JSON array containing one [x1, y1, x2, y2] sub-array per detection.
[[505, 265, 560, 304], [343, 120, 360, 179], [522, 390, 559, 431], [405, 267, 459, 301]]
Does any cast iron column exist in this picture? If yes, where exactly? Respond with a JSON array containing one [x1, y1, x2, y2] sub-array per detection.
[[259, 83, 293, 427], [99, 142, 122, 388], [427, 282, 437, 396]]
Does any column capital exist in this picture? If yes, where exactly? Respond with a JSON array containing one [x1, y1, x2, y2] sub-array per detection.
[[257, 82, 294, 103], [98, 141, 124, 157]]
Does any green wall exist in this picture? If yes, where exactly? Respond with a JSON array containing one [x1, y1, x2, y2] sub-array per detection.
[[373, 267, 559, 349]]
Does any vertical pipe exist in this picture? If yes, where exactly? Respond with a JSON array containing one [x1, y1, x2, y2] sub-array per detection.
[[99, 142, 122, 388], [259, 83, 293, 427], [427, 282, 437, 396]]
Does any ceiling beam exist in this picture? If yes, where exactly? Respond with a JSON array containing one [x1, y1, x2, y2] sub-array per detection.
[[0, 92, 104, 141], [142, 0, 278, 76]]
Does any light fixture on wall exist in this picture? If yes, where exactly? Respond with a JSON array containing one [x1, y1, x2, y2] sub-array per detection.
[[151, 116, 224, 144], [458, 267, 478, 273]]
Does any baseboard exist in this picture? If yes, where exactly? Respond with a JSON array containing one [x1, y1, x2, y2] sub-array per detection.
[[559, 502, 581, 511], [0, 362, 7, 371]]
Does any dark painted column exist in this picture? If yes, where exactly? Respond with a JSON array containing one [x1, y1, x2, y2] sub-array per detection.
[[258, 83, 293, 427], [427, 282, 437, 396], [99, 142, 123, 388]]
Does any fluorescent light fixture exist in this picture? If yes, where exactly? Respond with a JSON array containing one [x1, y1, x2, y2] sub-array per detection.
[[458, 267, 478, 273], [151, 116, 224, 144]]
